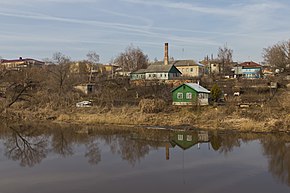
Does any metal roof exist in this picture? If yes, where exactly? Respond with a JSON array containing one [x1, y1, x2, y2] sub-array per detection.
[[131, 64, 181, 74], [185, 83, 210, 93]]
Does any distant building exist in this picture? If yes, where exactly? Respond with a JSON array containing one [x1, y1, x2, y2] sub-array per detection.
[[0, 57, 44, 70], [74, 83, 95, 95], [173, 60, 204, 77], [69, 61, 100, 74], [103, 64, 119, 74], [130, 64, 181, 80], [232, 61, 262, 79], [130, 43, 182, 80]]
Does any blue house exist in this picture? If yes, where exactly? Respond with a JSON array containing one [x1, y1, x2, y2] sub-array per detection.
[[237, 61, 262, 79]]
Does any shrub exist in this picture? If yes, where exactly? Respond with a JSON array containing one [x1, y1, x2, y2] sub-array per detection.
[[139, 99, 166, 113], [211, 83, 222, 102]]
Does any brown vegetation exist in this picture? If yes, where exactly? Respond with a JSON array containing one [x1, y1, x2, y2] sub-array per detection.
[[1, 53, 290, 133]]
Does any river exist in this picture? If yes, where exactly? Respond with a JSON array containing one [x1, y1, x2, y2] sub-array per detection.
[[0, 124, 289, 193]]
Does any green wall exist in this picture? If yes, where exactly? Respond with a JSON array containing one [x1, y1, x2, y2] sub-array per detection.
[[172, 84, 198, 103]]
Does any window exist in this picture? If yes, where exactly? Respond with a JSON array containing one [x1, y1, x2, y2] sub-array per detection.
[[187, 135, 192, 141], [160, 74, 163, 77], [87, 85, 93, 93], [153, 74, 156, 78], [165, 74, 167, 77], [149, 74, 151, 77], [178, 135, 183, 141], [198, 93, 203, 99], [199, 93, 208, 99], [186, 93, 192, 99], [190, 68, 193, 72], [177, 92, 183, 99]]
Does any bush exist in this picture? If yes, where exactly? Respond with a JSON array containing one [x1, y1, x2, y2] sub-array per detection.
[[139, 99, 166, 113], [211, 83, 222, 102]]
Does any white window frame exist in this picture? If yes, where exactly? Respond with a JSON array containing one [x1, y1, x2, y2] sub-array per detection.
[[177, 92, 183, 99], [186, 93, 192, 99], [178, 134, 183, 141]]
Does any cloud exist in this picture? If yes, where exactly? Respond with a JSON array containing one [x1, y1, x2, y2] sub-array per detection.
[[0, 0, 98, 5], [122, 0, 238, 16]]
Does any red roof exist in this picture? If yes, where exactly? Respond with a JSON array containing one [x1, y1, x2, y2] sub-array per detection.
[[239, 61, 261, 68], [1, 58, 44, 64]]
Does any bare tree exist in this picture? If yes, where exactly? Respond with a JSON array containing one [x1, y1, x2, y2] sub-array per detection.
[[0, 68, 41, 112], [86, 51, 100, 81], [263, 40, 290, 71], [114, 45, 148, 72], [86, 51, 100, 64], [217, 45, 233, 76], [47, 52, 71, 96]]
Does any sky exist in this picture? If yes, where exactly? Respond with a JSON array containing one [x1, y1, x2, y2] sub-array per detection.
[[0, 0, 290, 63]]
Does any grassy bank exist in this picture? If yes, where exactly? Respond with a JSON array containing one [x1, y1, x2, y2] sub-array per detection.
[[1, 82, 290, 133], [51, 103, 289, 133]]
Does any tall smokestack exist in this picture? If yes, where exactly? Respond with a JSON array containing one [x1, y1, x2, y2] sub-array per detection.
[[164, 43, 169, 65]]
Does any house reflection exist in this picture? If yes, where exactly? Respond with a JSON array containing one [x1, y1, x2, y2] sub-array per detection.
[[166, 131, 211, 160], [131, 130, 215, 160]]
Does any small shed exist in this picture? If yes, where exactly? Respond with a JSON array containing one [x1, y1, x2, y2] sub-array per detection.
[[171, 83, 210, 106], [74, 83, 95, 95]]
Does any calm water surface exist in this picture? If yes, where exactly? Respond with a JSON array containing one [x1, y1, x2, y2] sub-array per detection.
[[0, 124, 290, 193]]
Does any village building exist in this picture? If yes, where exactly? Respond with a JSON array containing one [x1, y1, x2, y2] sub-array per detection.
[[69, 61, 100, 74], [173, 60, 204, 77], [0, 57, 44, 70], [74, 83, 95, 95], [130, 64, 181, 80], [232, 61, 262, 79], [171, 83, 210, 106], [130, 43, 182, 80]]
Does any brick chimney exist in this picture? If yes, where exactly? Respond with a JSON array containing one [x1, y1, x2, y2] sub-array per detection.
[[164, 43, 169, 65]]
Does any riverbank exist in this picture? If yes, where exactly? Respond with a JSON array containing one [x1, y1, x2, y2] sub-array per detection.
[[1, 86, 290, 133], [57, 106, 290, 133], [2, 103, 288, 133]]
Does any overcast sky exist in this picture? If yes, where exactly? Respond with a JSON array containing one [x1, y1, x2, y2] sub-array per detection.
[[1, 0, 290, 63]]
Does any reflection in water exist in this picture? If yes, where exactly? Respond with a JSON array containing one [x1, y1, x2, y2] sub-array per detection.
[[3, 125, 47, 167], [261, 135, 290, 186], [0, 124, 290, 189], [51, 128, 74, 157], [85, 137, 101, 165]]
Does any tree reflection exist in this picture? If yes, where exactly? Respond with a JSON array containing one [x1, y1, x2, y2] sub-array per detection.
[[4, 126, 47, 167], [117, 137, 150, 166], [85, 138, 101, 165], [218, 134, 241, 154], [261, 135, 290, 186], [51, 128, 73, 157]]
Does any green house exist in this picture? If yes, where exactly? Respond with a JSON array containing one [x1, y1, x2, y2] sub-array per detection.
[[171, 83, 210, 106], [130, 64, 182, 80]]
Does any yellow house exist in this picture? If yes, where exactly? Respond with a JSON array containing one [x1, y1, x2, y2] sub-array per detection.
[[69, 61, 100, 74], [103, 64, 119, 74], [173, 60, 204, 77]]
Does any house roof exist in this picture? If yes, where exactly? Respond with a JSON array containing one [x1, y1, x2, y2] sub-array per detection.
[[173, 60, 203, 67], [146, 64, 174, 72], [171, 83, 210, 93], [185, 83, 210, 93], [239, 61, 261, 68], [130, 68, 148, 74], [149, 60, 204, 67], [131, 64, 181, 74], [0, 58, 44, 64]]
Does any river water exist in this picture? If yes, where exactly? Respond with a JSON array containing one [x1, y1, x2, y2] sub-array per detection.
[[0, 124, 290, 193]]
